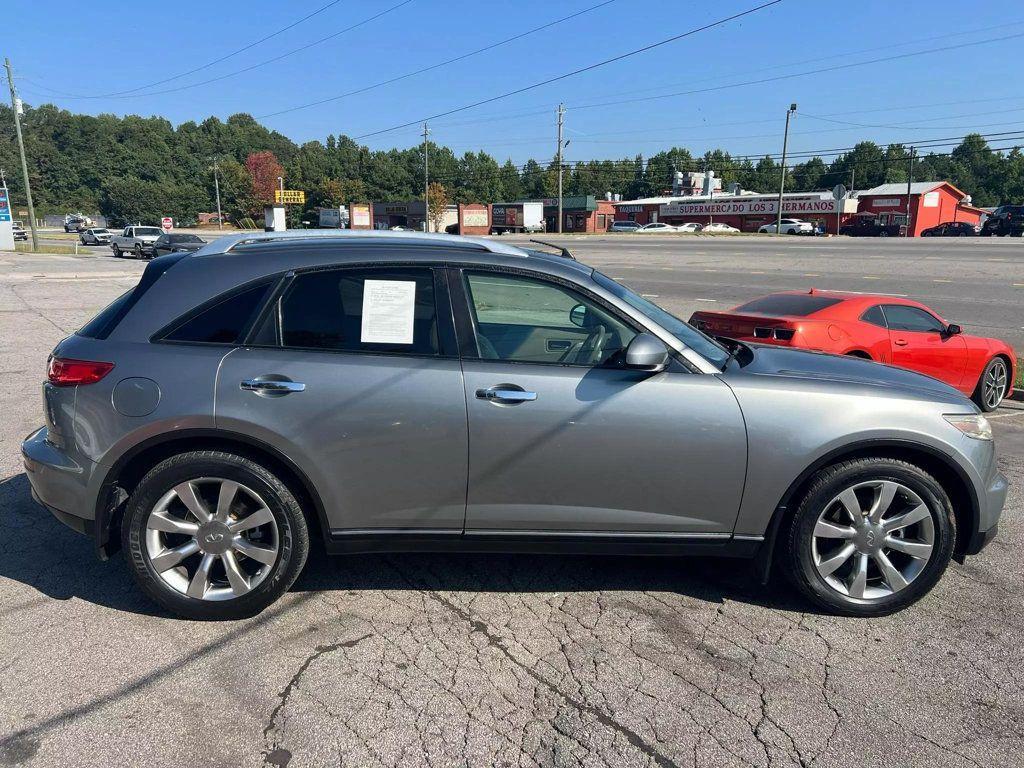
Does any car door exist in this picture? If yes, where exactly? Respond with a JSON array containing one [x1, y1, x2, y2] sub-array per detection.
[[453, 267, 747, 535], [215, 265, 469, 534], [881, 304, 967, 387]]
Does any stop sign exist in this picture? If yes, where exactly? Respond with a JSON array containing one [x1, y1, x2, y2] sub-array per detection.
[[161, 216, 173, 231]]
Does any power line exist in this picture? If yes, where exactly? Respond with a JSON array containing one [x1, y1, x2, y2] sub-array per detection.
[[256, 0, 619, 119], [57, 0, 350, 99], [348, 1, 784, 140]]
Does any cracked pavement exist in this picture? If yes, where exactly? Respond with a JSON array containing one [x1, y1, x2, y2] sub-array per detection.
[[0, 247, 1022, 768]]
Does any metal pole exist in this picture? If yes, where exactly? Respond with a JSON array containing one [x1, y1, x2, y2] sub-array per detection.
[[212, 158, 223, 230], [422, 122, 429, 232], [904, 147, 915, 238], [557, 103, 564, 234], [4, 58, 38, 251], [775, 103, 796, 236]]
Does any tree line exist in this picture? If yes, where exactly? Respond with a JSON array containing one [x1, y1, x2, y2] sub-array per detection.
[[1, 102, 1022, 226]]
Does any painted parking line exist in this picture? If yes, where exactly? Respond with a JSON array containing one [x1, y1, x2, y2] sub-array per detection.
[[988, 410, 1024, 420], [804, 273, 820, 277], [695, 298, 718, 302], [641, 294, 659, 298], [863, 276, 881, 280], [933, 279, 952, 283]]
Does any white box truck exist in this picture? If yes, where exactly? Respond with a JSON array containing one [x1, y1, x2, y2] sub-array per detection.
[[490, 202, 545, 235]]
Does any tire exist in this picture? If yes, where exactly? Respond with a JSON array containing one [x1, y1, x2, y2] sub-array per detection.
[[112, 244, 122, 257], [879, 230, 889, 237], [972, 357, 1009, 412], [134, 244, 144, 259], [122, 451, 310, 620], [784, 457, 955, 617]]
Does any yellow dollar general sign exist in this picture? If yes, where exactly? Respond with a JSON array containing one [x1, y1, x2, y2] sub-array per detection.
[[274, 190, 306, 205]]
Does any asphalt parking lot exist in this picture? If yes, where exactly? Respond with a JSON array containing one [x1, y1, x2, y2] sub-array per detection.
[[1, 240, 1022, 768]]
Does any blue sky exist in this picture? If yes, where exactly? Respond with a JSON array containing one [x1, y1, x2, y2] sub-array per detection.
[[9, 0, 1024, 165]]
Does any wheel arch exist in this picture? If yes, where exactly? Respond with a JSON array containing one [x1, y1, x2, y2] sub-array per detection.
[[753, 439, 979, 583], [992, 353, 1015, 396], [93, 428, 329, 558], [843, 349, 872, 360]]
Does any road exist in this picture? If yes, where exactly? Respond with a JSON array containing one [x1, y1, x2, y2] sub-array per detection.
[[0, 245, 1022, 768]]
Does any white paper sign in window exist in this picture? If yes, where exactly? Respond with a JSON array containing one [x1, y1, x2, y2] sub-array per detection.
[[360, 280, 417, 344]]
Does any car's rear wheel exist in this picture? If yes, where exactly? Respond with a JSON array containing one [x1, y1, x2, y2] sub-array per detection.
[[973, 357, 1008, 412], [785, 458, 955, 616], [134, 244, 144, 259], [122, 451, 310, 620]]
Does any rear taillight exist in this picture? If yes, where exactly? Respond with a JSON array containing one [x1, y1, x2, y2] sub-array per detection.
[[47, 357, 114, 386]]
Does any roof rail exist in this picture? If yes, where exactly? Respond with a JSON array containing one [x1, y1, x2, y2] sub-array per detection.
[[205, 229, 531, 258]]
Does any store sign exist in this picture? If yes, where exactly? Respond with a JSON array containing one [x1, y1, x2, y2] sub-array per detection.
[[462, 208, 488, 227], [617, 204, 645, 213], [0, 189, 11, 222], [661, 195, 838, 217], [384, 204, 408, 214], [274, 189, 306, 205], [870, 198, 902, 208], [922, 191, 939, 208], [351, 204, 371, 227]]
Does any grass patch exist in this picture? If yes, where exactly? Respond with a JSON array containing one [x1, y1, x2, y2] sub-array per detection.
[[1017, 360, 1023, 390], [15, 243, 81, 255]]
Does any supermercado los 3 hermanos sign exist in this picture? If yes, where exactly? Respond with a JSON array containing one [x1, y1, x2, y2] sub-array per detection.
[[661, 195, 841, 217]]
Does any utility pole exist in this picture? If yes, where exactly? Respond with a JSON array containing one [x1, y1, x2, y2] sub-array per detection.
[[422, 122, 429, 232], [904, 147, 915, 237], [212, 158, 223, 230], [4, 58, 38, 251], [775, 103, 796, 235], [556, 103, 564, 234]]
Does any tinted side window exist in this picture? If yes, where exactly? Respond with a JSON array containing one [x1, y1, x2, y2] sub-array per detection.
[[277, 268, 438, 355], [881, 305, 945, 333], [164, 282, 272, 344], [861, 305, 886, 328]]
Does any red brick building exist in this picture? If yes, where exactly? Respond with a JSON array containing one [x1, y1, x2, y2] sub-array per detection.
[[540, 196, 617, 233], [853, 182, 984, 237]]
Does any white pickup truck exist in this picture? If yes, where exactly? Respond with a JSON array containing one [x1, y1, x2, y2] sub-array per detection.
[[110, 225, 163, 258]]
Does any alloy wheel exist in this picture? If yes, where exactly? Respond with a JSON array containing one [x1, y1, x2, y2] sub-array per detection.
[[144, 477, 279, 601], [811, 480, 935, 600], [984, 360, 1008, 410]]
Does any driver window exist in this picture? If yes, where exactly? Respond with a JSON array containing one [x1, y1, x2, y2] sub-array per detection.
[[463, 271, 636, 366], [881, 305, 945, 333]]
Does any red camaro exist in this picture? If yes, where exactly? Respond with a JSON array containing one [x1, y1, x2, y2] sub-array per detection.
[[690, 290, 1016, 411]]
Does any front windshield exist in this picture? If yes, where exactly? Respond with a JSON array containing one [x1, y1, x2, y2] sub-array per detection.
[[593, 271, 731, 369]]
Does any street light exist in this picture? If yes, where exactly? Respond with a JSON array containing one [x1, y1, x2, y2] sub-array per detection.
[[775, 103, 797, 236]]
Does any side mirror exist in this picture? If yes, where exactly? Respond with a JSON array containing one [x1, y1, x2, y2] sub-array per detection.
[[569, 303, 587, 327], [946, 324, 962, 336], [625, 333, 669, 372]]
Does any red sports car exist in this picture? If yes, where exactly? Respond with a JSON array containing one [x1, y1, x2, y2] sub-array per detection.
[[690, 290, 1016, 411]]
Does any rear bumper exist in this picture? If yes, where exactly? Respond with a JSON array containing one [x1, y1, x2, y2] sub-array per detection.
[[21, 427, 97, 536]]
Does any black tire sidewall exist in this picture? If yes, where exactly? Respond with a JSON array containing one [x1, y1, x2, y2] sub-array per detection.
[[122, 451, 309, 620], [787, 459, 955, 616], [973, 358, 1006, 412]]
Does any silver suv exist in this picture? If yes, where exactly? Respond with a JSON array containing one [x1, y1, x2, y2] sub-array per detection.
[[22, 232, 1006, 620]]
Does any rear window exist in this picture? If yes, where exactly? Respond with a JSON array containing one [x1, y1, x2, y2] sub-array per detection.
[[734, 294, 843, 317], [135, 227, 162, 236], [163, 282, 273, 344]]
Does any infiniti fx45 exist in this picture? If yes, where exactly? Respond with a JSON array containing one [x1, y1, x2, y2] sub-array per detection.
[[22, 232, 1006, 620]]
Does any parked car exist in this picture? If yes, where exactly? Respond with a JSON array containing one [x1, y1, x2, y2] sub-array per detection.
[[610, 220, 643, 232], [702, 222, 739, 234], [64, 214, 93, 233], [758, 219, 814, 235], [152, 233, 206, 257], [921, 222, 978, 237], [80, 228, 112, 245], [23, 231, 1006, 619], [636, 222, 678, 233], [12, 221, 28, 241], [676, 222, 702, 232], [839, 217, 902, 237], [980, 205, 1024, 237], [690, 290, 1015, 411], [110, 225, 163, 258]]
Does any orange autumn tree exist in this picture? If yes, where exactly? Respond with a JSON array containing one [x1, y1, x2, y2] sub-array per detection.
[[245, 151, 284, 205]]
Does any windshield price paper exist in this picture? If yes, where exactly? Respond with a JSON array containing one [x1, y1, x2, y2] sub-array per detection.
[[360, 280, 416, 344]]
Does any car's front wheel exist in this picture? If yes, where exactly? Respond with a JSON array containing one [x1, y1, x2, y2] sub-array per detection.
[[973, 357, 1008, 412], [122, 451, 310, 620], [785, 458, 955, 616]]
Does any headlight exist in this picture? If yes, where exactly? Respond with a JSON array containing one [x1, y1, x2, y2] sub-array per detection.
[[944, 413, 993, 441]]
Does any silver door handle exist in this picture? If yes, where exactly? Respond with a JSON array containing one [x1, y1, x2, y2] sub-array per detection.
[[241, 379, 306, 393], [476, 387, 537, 403]]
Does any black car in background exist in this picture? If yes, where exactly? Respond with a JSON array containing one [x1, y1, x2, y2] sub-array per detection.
[[838, 216, 903, 237], [151, 233, 206, 257], [921, 221, 978, 237], [980, 205, 1024, 237]]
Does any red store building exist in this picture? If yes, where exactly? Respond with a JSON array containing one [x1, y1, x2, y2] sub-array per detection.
[[853, 182, 985, 237], [650, 191, 858, 234]]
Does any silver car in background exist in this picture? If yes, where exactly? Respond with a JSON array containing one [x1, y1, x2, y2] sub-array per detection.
[[22, 232, 1006, 620]]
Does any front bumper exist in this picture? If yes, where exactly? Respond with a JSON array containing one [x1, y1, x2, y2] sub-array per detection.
[[965, 467, 1009, 556], [21, 426, 96, 537]]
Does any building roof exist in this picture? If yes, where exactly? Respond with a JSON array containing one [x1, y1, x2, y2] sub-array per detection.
[[857, 181, 963, 198]]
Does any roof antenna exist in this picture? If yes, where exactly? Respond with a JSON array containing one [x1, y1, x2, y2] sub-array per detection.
[[529, 239, 575, 260]]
